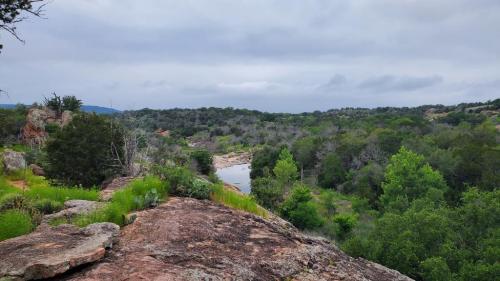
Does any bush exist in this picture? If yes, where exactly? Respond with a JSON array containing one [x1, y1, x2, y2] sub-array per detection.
[[280, 183, 323, 230], [250, 177, 283, 210], [45, 113, 124, 187], [333, 213, 358, 241], [287, 201, 324, 230], [184, 179, 211, 200], [0, 209, 35, 241], [191, 149, 213, 175], [154, 166, 210, 199], [34, 199, 63, 214]]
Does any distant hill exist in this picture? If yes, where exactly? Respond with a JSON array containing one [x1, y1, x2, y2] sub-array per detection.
[[80, 105, 121, 114], [0, 104, 121, 114]]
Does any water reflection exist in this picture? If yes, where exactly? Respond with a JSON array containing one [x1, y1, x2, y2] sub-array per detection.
[[215, 164, 251, 194]]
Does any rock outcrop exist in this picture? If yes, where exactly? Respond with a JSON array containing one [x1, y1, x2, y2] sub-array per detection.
[[213, 151, 252, 169], [29, 164, 45, 176], [60, 198, 413, 281], [1, 149, 26, 173], [42, 200, 106, 225], [21, 107, 72, 147], [0, 223, 119, 281]]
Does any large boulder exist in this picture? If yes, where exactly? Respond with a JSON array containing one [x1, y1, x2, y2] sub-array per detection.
[[62, 198, 413, 281], [1, 149, 26, 173], [0, 223, 119, 281], [29, 164, 45, 176]]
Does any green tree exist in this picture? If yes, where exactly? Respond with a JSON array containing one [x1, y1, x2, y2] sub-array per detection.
[[318, 153, 346, 189], [273, 148, 298, 186], [380, 147, 448, 212], [280, 183, 323, 230], [250, 177, 282, 210], [349, 162, 384, 207], [62, 95, 83, 112], [421, 257, 452, 281], [291, 137, 318, 180], [250, 145, 280, 179], [333, 213, 357, 241], [45, 113, 124, 186], [0, 105, 26, 145], [44, 93, 82, 116]]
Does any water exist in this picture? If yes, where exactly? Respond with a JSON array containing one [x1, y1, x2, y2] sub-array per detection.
[[215, 164, 251, 194]]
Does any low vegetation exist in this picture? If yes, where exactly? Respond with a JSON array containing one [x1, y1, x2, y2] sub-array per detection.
[[68, 176, 168, 227], [0, 170, 99, 241], [210, 183, 267, 217], [0, 209, 35, 241]]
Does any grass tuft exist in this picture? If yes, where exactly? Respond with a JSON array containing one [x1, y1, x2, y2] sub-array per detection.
[[210, 183, 267, 217], [0, 209, 35, 241]]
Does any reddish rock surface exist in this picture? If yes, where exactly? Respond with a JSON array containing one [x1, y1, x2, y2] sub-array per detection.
[[60, 198, 413, 281], [21, 108, 72, 147], [100, 176, 139, 201]]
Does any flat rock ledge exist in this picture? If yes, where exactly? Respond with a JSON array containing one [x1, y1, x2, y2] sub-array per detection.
[[42, 200, 105, 225], [60, 197, 413, 281], [0, 223, 119, 281]]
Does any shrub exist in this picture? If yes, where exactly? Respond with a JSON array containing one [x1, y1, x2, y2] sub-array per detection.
[[210, 183, 266, 217], [190, 149, 213, 175], [0, 193, 42, 224], [0, 193, 30, 211], [154, 166, 210, 199], [250, 177, 283, 210], [333, 213, 358, 241], [74, 176, 168, 227], [280, 183, 323, 230], [183, 178, 211, 200], [33, 199, 63, 214], [0, 209, 35, 241], [45, 113, 124, 187], [287, 201, 324, 230]]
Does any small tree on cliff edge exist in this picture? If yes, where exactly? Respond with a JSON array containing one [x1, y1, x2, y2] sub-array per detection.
[[44, 93, 82, 116], [45, 113, 124, 187]]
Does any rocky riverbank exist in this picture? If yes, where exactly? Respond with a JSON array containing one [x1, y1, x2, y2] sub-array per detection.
[[213, 151, 252, 170]]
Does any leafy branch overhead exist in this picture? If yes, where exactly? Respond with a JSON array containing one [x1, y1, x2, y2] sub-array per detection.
[[0, 0, 47, 51]]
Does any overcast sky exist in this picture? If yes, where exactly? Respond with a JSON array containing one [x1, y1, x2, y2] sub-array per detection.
[[0, 0, 499, 112]]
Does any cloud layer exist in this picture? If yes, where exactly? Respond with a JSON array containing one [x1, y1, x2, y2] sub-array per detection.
[[0, 0, 499, 112]]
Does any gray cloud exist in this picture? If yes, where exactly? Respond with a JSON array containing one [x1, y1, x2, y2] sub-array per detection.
[[0, 0, 499, 112], [358, 75, 443, 92]]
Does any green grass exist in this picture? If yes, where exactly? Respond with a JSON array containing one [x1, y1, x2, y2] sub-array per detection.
[[0, 176, 21, 199], [2, 170, 99, 203], [210, 183, 267, 217], [25, 186, 99, 203], [0, 144, 29, 153], [6, 169, 51, 188], [0, 209, 35, 241], [71, 176, 169, 227]]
